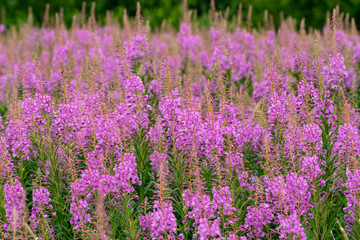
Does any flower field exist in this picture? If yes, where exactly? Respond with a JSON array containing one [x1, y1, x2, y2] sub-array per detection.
[[0, 4, 360, 240]]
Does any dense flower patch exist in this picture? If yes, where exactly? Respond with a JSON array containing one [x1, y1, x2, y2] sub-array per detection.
[[0, 4, 360, 240]]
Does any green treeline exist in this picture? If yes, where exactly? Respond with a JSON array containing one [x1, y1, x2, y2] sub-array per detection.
[[1, 0, 360, 29]]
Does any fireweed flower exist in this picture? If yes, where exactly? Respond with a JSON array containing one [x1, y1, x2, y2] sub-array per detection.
[[353, 44, 360, 64], [150, 151, 168, 172], [267, 91, 289, 129], [335, 123, 360, 164], [125, 33, 151, 74], [5, 118, 33, 160], [241, 203, 273, 238], [139, 200, 178, 239], [300, 155, 322, 181], [277, 213, 306, 240], [20, 61, 45, 92], [212, 186, 236, 215], [21, 93, 54, 131], [291, 123, 324, 155], [68, 152, 139, 230], [177, 22, 202, 62], [123, 75, 151, 130], [0, 137, 15, 179], [30, 187, 55, 238], [253, 65, 289, 102], [321, 53, 354, 90], [183, 189, 222, 239], [148, 79, 163, 99], [230, 30, 254, 82], [41, 29, 55, 48], [69, 198, 91, 231], [198, 217, 221, 240], [344, 168, 360, 227], [264, 173, 312, 215], [3, 179, 26, 231], [212, 44, 232, 74]]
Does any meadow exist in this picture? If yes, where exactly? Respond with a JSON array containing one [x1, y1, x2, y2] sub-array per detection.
[[0, 3, 360, 240]]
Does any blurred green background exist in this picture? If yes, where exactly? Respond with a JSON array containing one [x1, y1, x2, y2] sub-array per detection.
[[1, 0, 360, 29]]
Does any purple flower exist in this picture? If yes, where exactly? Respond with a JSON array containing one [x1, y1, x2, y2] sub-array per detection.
[[139, 200, 178, 239], [3, 179, 26, 230], [241, 203, 273, 238], [278, 213, 306, 240], [30, 187, 54, 236]]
